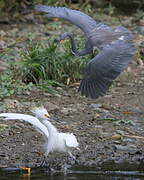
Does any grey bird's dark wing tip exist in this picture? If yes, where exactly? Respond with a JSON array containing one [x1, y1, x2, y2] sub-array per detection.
[[79, 41, 135, 99], [78, 79, 109, 99]]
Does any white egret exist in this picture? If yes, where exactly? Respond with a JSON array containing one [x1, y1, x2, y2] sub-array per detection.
[[0, 107, 79, 166]]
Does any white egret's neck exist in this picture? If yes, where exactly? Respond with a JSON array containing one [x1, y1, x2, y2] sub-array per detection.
[[41, 120, 57, 137]]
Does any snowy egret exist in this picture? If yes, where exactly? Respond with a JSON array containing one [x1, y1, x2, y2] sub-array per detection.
[[0, 107, 79, 166], [0, 109, 49, 138]]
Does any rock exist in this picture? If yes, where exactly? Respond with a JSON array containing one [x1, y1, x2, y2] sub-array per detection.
[[56, 87, 63, 91], [0, 40, 7, 49], [133, 26, 144, 35], [44, 102, 59, 112], [0, 61, 9, 71], [4, 99, 22, 112], [111, 134, 122, 140], [89, 103, 102, 109], [23, 13, 35, 22], [90, 104, 110, 113], [116, 130, 125, 136], [0, 30, 6, 37], [100, 132, 110, 138], [60, 107, 77, 115], [12, 123, 24, 129], [93, 113, 101, 119], [136, 58, 144, 67], [123, 138, 136, 143], [0, 124, 8, 128], [114, 144, 138, 154]]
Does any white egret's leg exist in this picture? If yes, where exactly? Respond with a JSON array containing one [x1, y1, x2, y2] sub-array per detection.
[[40, 155, 47, 167], [68, 151, 78, 164], [68, 152, 75, 160], [40, 150, 50, 167]]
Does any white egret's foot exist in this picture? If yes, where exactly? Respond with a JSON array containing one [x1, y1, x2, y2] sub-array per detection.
[[21, 167, 31, 176], [68, 153, 79, 164], [74, 154, 80, 164]]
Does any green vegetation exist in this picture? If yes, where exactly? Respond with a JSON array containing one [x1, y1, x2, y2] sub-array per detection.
[[99, 117, 135, 125], [0, 37, 90, 99], [0, 70, 33, 99], [18, 39, 89, 84]]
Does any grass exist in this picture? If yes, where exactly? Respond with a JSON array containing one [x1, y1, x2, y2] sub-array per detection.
[[0, 36, 91, 98], [17, 38, 90, 85], [99, 117, 135, 125]]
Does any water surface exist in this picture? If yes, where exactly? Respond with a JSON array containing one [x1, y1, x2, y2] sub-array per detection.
[[1, 161, 144, 180]]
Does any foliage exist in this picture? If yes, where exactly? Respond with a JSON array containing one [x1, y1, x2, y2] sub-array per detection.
[[17, 38, 90, 86], [0, 35, 91, 98], [0, 70, 33, 99], [99, 117, 135, 125]]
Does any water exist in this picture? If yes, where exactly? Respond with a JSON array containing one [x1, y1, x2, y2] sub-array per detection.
[[0, 161, 144, 180]]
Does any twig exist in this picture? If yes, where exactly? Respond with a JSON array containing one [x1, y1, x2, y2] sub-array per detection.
[[123, 134, 144, 140]]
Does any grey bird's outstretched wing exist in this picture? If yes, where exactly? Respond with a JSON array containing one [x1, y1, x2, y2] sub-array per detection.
[[78, 41, 135, 99], [35, 5, 97, 35]]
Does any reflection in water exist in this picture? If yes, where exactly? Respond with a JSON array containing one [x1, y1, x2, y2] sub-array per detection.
[[0, 161, 144, 180]]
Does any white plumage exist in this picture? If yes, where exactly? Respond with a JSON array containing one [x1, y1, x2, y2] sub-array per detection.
[[0, 113, 49, 138], [0, 107, 79, 161]]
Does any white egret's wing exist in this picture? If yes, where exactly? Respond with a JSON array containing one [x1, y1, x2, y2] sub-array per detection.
[[0, 113, 49, 138], [64, 133, 79, 148]]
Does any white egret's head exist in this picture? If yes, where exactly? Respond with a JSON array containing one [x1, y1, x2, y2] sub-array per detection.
[[31, 106, 50, 120]]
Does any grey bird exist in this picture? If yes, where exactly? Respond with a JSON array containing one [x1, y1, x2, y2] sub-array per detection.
[[34, 5, 133, 56], [35, 5, 135, 99], [79, 41, 135, 98]]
